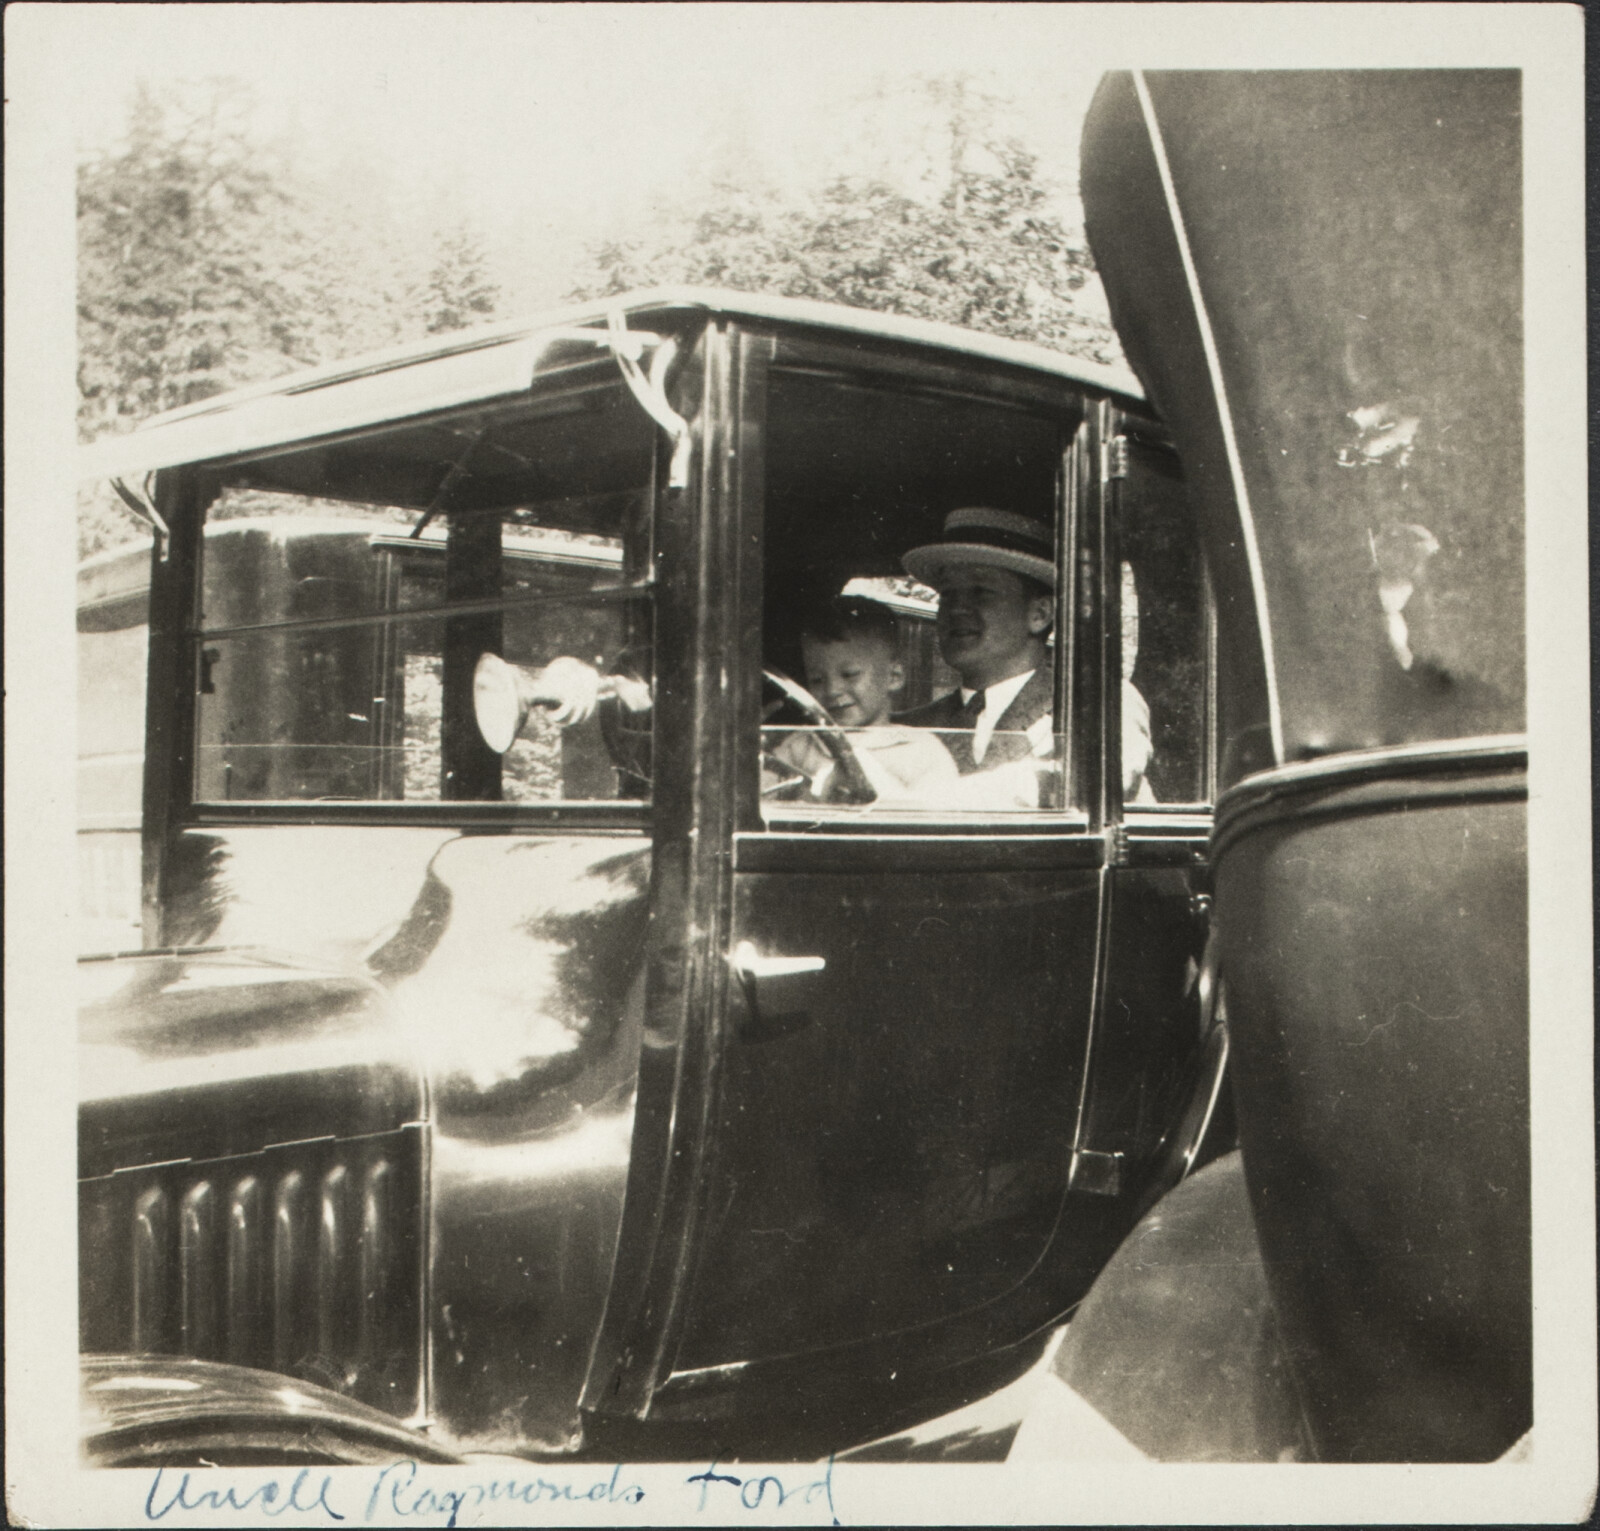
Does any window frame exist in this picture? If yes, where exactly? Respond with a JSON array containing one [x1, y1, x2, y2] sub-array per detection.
[[1108, 407, 1219, 822], [738, 330, 1123, 840], [170, 379, 664, 832]]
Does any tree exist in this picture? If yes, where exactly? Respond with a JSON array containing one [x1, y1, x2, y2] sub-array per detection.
[[77, 82, 316, 443], [567, 82, 1121, 368], [420, 228, 501, 335], [75, 83, 504, 555]]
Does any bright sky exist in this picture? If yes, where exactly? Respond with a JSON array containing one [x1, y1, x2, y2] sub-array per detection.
[[59, 3, 1122, 306], [63, 5, 1108, 166]]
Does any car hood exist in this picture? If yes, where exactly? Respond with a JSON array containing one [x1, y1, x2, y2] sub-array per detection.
[[79, 948, 425, 1178]]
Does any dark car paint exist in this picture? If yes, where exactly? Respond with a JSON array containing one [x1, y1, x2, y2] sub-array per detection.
[[81, 295, 1220, 1462], [78, 947, 430, 1416], [1083, 71, 1523, 785], [1078, 858, 1211, 1183], [1053, 1151, 1306, 1462], [685, 864, 1103, 1367], [1072, 71, 1531, 1461], [82, 1353, 462, 1468], [578, 324, 1216, 1442], [1217, 747, 1529, 1460], [84, 825, 651, 1454], [1060, 755, 1529, 1462]]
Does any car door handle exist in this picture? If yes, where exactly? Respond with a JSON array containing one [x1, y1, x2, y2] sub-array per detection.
[[729, 943, 823, 1043], [730, 941, 826, 980]]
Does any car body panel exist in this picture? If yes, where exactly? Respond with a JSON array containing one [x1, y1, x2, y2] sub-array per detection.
[[682, 861, 1103, 1367], [1082, 70, 1523, 785], [82, 1354, 461, 1468], [1076, 70, 1530, 1460], [80, 292, 1219, 1460], [80, 825, 652, 1453], [1052, 1152, 1304, 1462], [78, 949, 430, 1417], [1216, 746, 1529, 1460]]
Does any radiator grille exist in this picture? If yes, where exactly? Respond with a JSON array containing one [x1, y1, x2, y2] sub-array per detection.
[[81, 1125, 426, 1419]]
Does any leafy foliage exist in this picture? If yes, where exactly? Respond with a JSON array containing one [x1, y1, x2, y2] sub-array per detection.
[[76, 82, 502, 555], [77, 73, 1112, 557], [422, 230, 501, 335], [569, 138, 1119, 367], [77, 84, 311, 439]]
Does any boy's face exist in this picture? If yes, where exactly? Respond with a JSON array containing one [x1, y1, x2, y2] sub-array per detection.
[[800, 633, 904, 726]]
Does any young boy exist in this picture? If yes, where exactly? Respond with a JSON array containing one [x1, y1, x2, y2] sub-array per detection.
[[768, 596, 958, 804]]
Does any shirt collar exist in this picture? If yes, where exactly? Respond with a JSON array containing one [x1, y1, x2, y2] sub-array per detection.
[[960, 669, 1034, 715]]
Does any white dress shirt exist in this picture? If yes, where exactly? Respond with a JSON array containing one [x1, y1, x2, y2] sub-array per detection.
[[960, 669, 1037, 764]]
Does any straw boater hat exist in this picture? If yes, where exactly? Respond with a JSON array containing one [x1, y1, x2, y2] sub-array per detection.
[[902, 507, 1056, 589]]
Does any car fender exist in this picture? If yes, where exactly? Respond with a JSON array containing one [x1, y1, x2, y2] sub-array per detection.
[[1025, 1151, 1308, 1462]]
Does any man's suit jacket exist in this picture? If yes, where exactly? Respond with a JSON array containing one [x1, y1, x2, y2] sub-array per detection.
[[896, 668, 1053, 775]]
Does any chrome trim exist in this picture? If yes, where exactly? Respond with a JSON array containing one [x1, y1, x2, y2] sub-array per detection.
[[730, 942, 826, 981], [1224, 733, 1526, 797], [1217, 734, 1526, 815], [1211, 735, 1527, 862]]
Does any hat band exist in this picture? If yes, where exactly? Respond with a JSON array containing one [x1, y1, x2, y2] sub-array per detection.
[[931, 523, 1053, 561]]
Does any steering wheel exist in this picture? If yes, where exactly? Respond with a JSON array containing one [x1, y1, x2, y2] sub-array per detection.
[[761, 669, 876, 805]]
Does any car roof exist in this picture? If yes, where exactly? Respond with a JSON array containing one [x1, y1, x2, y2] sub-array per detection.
[[80, 287, 1144, 481]]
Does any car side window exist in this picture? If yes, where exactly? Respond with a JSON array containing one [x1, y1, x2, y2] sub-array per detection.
[[758, 368, 1078, 822], [1117, 437, 1211, 807], [191, 386, 655, 808]]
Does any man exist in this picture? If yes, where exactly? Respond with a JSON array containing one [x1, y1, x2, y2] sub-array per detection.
[[900, 506, 1155, 802], [898, 507, 1058, 777]]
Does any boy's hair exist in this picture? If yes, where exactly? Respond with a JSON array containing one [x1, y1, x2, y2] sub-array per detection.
[[799, 595, 900, 653]]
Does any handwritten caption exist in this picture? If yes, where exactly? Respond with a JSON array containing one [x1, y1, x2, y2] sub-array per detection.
[[142, 1455, 842, 1527]]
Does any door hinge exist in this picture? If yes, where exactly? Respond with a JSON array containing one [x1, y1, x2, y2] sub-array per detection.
[[1069, 1147, 1124, 1198], [1101, 434, 1129, 483], [1108, 823, 1130, 866]]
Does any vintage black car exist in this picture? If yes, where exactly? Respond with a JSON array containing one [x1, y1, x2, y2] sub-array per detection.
[[1021, 68, 1531, 1464], [77, 290, 1230, 1461]]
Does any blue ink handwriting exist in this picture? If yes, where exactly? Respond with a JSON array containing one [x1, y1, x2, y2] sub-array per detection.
[[365, 1459, 645, 1527], [686, 1455, 840, 1524], [145, 1467, 344, 1521]]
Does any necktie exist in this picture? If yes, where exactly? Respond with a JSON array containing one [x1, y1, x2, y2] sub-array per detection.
[[963, 688, 988, 762]]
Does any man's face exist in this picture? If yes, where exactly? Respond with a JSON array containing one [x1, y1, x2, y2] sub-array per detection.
[[933, 565, 1052, 690]]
